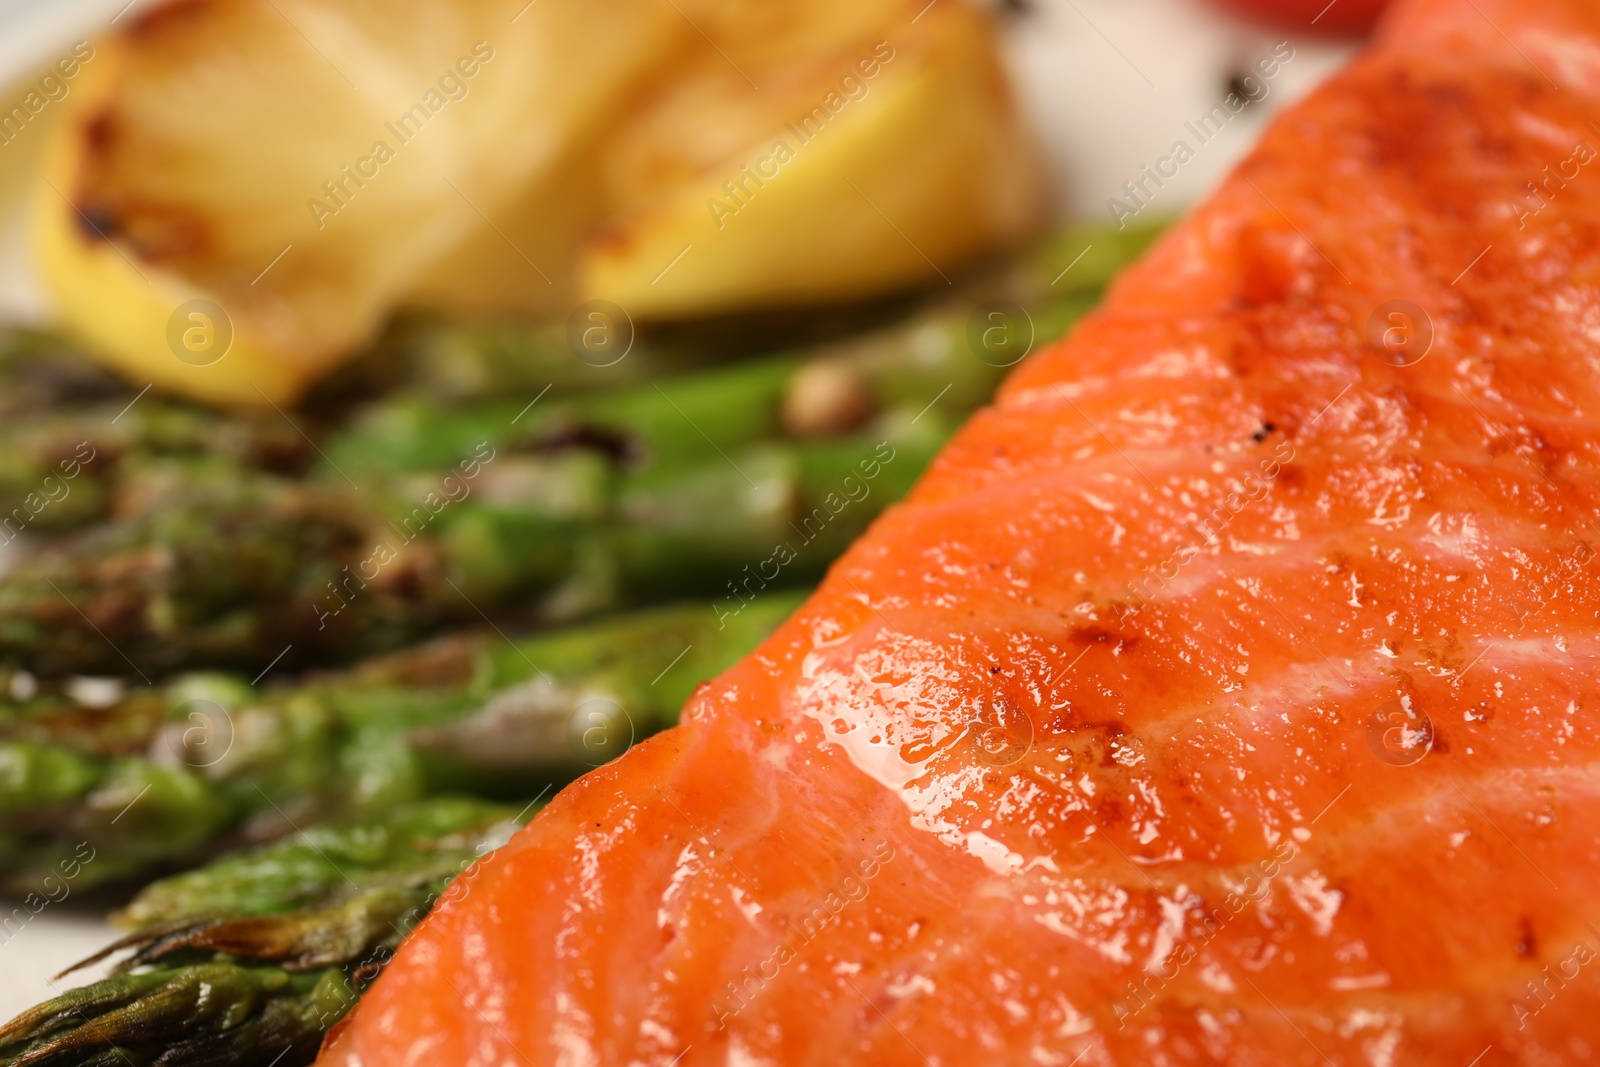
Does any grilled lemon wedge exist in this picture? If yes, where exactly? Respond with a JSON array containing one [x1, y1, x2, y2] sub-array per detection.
[[38, 0, 680, 405], [37, 0, 1046, 405], [583, 0, 1047, 316]]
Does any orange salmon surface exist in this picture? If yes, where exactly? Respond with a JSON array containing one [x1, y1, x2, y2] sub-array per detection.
[[318, 0, 1600, 1062]]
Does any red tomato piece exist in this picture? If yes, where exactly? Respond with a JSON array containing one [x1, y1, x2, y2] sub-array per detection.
[[1205, 0, 1392, 35]]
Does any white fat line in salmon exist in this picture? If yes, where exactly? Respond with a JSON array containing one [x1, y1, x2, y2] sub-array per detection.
[[1110, 826, 1314, 1029], [710, 841, 896, 1029], [1116, 438, 1295, 620]]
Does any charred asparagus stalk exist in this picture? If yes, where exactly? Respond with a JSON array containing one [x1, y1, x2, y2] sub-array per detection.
[[0, 218, 1161, 680], [0, 407, 941, 677], [0, 963, 340, 1066], [0, 355, 316, 544], [0, 369, 867, 677], [0, 798, 519, 1067], [0, 591, 803, 895], [0, 573, 803, 1065]]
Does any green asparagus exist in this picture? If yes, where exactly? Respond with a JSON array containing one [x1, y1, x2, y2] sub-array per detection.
[[0, 798, 518, 1067], [0, 362, 878, 677], [0, 963, 341, 1066], [0, 591, 802, 894], [0, 218, 1164, 680], [0, 408, 942, 676]]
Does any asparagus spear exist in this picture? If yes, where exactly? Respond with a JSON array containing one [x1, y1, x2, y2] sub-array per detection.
[[0, 218, 1163, 680], [1, 367, 823, 677], [0, 312, 734, 554], [0, 330, 327, 535], [0, 209, 1160, 544], [0, 798, 518, 1067], [0, 573, 811, 1061], [0, 963, 340, 1066], [110, 795, 523, 928], [0, 404, 939, 677], [0, 590, 803, 895], [0, 357, 954, 677]]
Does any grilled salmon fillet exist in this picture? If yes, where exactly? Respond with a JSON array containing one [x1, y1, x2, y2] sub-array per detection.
[[317, 0, 1600, 1062]]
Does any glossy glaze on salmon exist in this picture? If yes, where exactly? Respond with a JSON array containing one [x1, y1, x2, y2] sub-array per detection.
[[317, 0, 1600, 1062]]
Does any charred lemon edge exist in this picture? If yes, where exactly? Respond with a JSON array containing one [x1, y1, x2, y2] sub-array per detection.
[[34, 38, 310, 409], [578, 2, 1046, 318]]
